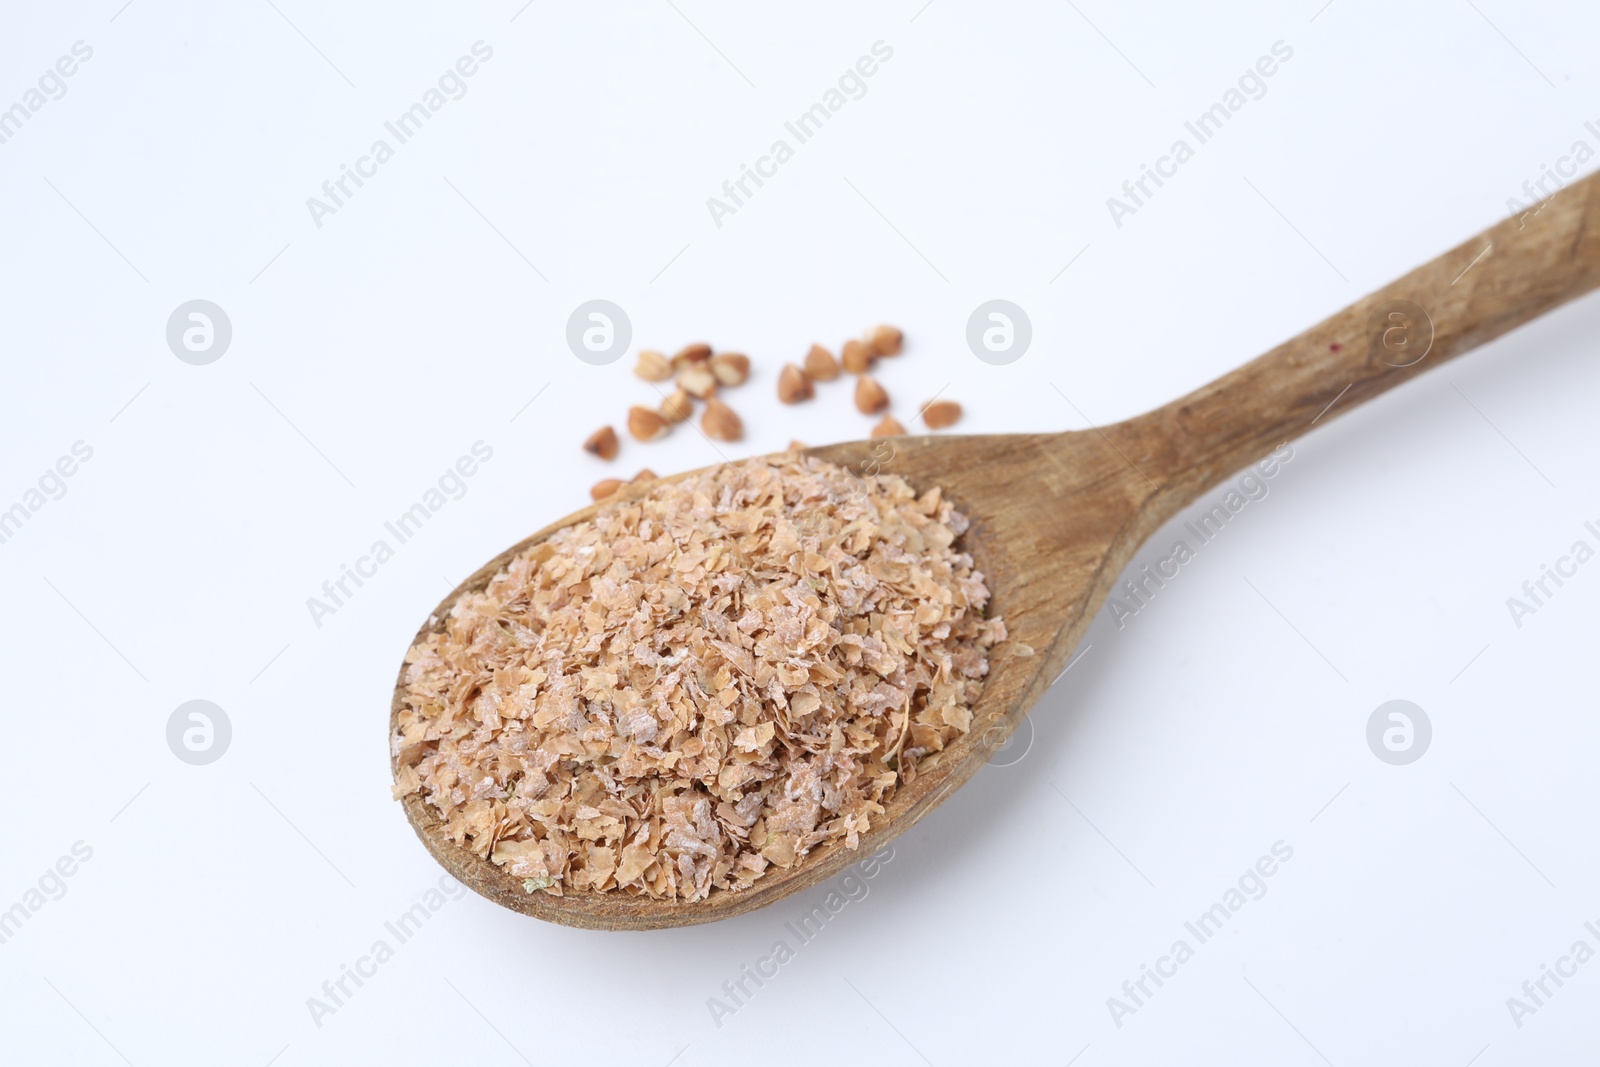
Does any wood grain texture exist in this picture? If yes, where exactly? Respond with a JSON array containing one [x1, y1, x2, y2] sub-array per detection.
[[393, 172, 1600, 929]]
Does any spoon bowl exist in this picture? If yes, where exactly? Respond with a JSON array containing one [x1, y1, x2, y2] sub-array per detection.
[[392, 429, 1149, 929]]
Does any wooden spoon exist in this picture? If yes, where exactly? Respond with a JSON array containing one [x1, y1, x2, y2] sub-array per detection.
[[394, 173, 1600, 930]]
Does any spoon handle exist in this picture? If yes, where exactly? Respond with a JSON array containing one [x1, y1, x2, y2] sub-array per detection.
[[1121, 170, 1600, 510]]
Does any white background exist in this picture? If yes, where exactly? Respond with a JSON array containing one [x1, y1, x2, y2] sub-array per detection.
[[2, 1, 1597, 1063]]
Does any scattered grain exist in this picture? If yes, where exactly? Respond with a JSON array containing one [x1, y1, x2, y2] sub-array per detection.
[[628, 405, 671, 442], [921, 400, 962, 430], [855, 375, 889, 415], [778, 364, 814, 404], [583, 425, 620, 461], [869, 325, 904, 357], [710, 353, 750, 387], [701, 398, 743, 442], [635, 350, 673, 381], [804, 344, 840, 382], [589, 477, 623, 501], [841, 339, 873, 374], [678, 366, 718, 399], [871, 414, 905, 438], [672, 343, 712, 369], [660, 389, 694, 423]]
